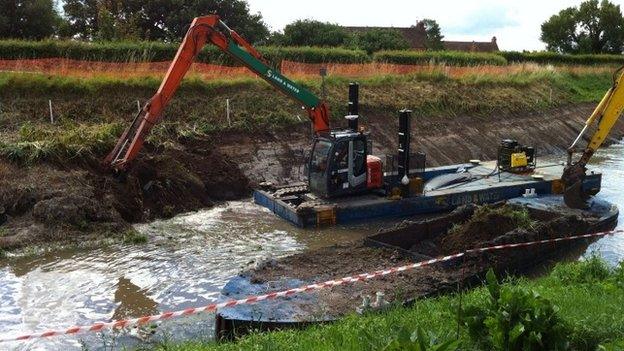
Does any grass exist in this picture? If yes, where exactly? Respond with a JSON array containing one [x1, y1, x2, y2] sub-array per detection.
[[149, 258, 624, 351], [122, 229, 148, 244], [0, 68, 614, 164]]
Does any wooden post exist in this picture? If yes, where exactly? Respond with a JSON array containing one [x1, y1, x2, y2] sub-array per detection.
[[226, 98, 231, 126], [49, 100, 54, 124]]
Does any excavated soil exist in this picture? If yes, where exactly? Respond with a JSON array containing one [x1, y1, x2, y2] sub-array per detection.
[[2, 103, 624, 249], [245, 203, 612, 317], [0, 137, 251, 249]]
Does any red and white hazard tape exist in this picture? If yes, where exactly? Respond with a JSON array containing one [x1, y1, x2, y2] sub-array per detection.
[[1, 228, 621, 343]]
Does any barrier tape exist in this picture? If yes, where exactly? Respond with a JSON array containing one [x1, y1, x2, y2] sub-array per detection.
[[1, 228, 621, 343]]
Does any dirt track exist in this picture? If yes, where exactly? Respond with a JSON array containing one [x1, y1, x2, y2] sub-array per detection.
[[1, 103, 624, 249]]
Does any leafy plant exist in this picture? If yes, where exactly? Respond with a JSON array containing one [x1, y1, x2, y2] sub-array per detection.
[[463, 270, 568, 351], [382, 326, 459, 351], [552, 254, 612, 284]]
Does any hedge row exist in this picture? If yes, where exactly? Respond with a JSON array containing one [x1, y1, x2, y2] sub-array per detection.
[[0, 40, 370, 65], [2, 40, 624, 66], [372, 50, 508, 66], [500, 51, 624, 65]]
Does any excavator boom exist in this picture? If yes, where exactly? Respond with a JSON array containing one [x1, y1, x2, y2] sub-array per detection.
[[563, 65, 624, 208], [104, 15, 330, 171]]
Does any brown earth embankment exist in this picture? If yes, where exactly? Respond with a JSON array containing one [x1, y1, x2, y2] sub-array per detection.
[[2, 102, 623, 250]]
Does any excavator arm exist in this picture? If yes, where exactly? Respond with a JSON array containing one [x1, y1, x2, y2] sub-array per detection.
[[104, 15, 330, 171], [562, 65, 624, 208]]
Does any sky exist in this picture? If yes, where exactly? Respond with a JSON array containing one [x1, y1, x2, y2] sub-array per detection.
[[246, 0, 624, 51]]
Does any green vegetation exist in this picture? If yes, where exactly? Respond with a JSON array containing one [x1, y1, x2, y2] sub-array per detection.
[[0, 0, 60, 40], [463, 270, 567, 350], [0, 40, 370, 64], [275, 20, 351, 47], [122, 229, 148, 244], [373, 50, 508, 66], [0, 69, 613, 164], [501, 51, 624, 65], [541, 0, 624, 54], [349, 28, 411, 54], [5, 39, 624, 67], [420, 19, 445, 51], [151, 258, 624, 351], [447, 206, 536, 239], [0, 122, 123, 164]]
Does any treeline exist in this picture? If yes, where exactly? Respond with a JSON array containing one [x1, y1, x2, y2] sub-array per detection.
[[0, 1, 443, 54], [2, 40, 624, 67]]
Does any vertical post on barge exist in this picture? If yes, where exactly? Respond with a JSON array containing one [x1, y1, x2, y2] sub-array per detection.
[[398, 109, 412, 192], [346, 82, 359, 131]]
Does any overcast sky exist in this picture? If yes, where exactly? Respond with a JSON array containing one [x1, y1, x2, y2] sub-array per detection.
[[246, 0, 624, 51]]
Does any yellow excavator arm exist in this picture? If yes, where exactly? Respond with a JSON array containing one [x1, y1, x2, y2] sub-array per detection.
[[563, 65, 624, 208]]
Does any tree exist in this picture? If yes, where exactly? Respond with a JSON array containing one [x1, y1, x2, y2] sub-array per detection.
[[352, 28, 409, 54], [0, 0, 60, 39], [62, 0, 269, 42], [281, 19, 349, 47], [420, 18, 444, 50], [541, 0, 624, 54]]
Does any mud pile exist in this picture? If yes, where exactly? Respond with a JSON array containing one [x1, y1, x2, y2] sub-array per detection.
[[244, 202, 613, 317], [0, 139, 251, 249]]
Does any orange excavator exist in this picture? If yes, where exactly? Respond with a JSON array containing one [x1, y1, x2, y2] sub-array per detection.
[[104, 15, 384, 198]]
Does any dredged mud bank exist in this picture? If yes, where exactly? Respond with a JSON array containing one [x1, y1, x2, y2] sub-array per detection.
[[1, 103, 624, 250], [219, 200, 618, 330]]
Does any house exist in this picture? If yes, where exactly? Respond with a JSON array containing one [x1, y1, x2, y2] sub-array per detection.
[[443, 37, 499, 52], [344, 21, 499, 52]]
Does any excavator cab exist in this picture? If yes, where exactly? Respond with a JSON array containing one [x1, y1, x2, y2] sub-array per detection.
[[308, 82, 383, 198], [309, 132, 370, 198]]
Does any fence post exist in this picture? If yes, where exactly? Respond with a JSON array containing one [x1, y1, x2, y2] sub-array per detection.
[[49, 99, 54, 124], [226, 98, 231, 127]]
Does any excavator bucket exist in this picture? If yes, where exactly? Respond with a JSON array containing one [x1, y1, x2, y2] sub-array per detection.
[[563, 179, 591, 209], [562, 163, 591, 209]]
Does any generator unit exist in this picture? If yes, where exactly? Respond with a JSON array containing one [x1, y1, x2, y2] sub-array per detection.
[[497, 139, 536, 173]]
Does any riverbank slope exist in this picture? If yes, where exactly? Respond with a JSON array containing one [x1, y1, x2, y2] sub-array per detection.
[[1, 69, 623, 249]]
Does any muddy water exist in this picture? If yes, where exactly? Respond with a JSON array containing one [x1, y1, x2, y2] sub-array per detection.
[[1, 143, 623, 351], [585, 142, 624, 262], [0, 202, 393, 350]]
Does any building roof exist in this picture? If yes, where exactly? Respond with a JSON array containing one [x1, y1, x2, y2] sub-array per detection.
[[344, 22, 499, 52], [443, 38, 499, 52]]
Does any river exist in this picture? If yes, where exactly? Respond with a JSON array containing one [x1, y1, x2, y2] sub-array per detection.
[[0, 143, 623, 350]]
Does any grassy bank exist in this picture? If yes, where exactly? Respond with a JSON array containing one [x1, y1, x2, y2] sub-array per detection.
[[152, 257, 624, 351], [0, 68, 613, 164]]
